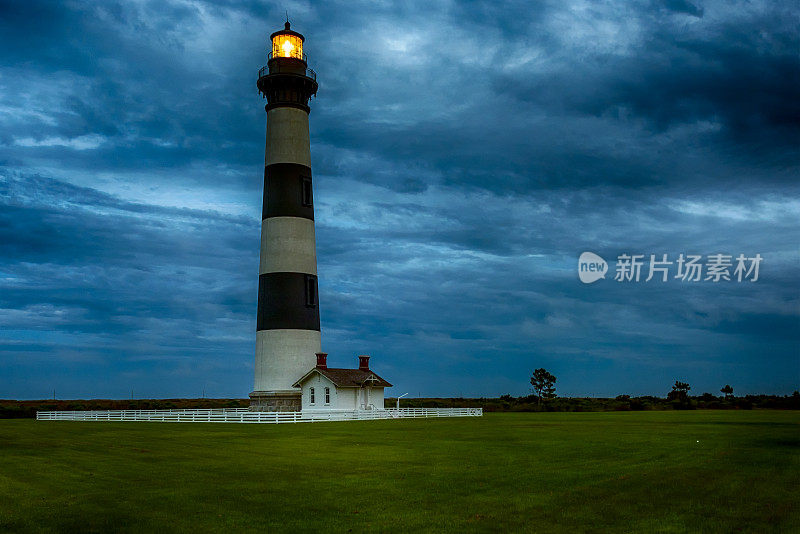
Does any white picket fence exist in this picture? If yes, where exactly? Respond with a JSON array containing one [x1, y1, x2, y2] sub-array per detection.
[[36, 407, 482, 424]]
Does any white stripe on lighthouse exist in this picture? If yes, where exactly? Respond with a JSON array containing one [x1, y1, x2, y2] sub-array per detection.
[[259, 217, 317, 275], [254, 329, 321, 392], [265, 107, 311, 166]]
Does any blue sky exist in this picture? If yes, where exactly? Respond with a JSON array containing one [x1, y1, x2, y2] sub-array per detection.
[[1, 0, 798, 399]]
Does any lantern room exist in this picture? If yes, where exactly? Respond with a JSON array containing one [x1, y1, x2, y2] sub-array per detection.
[[271, 22, 304, 61], [258, 21, 317, 108]]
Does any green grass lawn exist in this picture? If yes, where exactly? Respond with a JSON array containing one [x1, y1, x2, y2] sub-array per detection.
[[1, 411, 797, 533]]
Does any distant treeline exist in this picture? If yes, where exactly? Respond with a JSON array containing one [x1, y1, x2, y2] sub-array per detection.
[[389, 393, 800, 412], [0, 398, 248, 419], [2, 394, 799, 418]]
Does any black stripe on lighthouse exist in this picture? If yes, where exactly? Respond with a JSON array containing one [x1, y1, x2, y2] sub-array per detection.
[[257, 272, 321, 331], [263, 163, 314, 220]]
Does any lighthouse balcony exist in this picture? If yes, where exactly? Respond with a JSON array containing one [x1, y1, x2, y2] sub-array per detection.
[[257, 63, 319, 110], [259, 62, 316, 81]]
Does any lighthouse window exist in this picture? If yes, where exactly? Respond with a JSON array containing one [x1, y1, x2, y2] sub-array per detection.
[[301, 176, 313, 207], [305, 274, 317, 307], [325, 387, 330, 404], [310, 387, 315, 404]]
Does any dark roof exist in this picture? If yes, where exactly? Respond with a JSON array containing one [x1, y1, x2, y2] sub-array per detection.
[[270, 22, 305, 42], [293, 367, 392, 388]]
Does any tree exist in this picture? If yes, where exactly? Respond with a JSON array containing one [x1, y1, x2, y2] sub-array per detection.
[[530, 368, 557, 408], [667, 381, 691, 401], [720, 384, 734, 399]]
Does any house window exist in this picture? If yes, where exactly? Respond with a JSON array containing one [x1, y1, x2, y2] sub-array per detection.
[[305, 275, 317, 307], [310, 387, 315, 404], [301, 176, 313, 207], [325, 387, 330, 404]]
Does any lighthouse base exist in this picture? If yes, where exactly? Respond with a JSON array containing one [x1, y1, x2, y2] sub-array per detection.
[[249, 390, 301, 412]]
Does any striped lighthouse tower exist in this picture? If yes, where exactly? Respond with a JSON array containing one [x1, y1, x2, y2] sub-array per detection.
[[250, 22, 320, 411]]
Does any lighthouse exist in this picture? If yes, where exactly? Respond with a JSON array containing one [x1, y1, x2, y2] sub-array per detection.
[[250, 22, 320, 411]]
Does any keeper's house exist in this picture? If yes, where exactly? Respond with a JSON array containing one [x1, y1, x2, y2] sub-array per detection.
[[293, 353, 392, 411]]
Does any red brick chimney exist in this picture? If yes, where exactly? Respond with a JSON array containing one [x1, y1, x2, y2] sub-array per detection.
[[316, 352, 328, 369], [358, 354, 370, 371]]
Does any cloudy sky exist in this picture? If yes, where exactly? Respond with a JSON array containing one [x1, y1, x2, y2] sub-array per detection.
[[1, 0, 797, 400]]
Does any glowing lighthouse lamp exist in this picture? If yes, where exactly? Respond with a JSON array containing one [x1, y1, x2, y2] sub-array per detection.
[[271, 24, 304, 60]]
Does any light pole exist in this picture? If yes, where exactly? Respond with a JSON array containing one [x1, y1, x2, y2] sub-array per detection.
[[396, 392, 409, 411]]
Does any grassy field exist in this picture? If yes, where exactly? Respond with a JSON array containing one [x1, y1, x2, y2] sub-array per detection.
[[0, 411, 797, 533]]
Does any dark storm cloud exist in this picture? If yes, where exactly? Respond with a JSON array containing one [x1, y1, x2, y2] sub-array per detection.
[[0, 170, 257, 396], [494, 4, 799, 154], [304, 0, 798, 193], [0, 0, 797, 398]]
